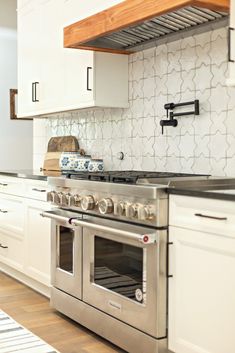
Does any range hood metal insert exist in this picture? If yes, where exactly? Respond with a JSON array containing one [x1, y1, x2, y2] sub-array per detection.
[[85, 6, 227, 51], [64, 0, 229, 54]]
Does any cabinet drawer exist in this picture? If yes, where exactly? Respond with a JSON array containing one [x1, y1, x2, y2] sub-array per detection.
[[0, 232, 24, 270], [0, 177, 25, 197], [169, 195, 235, 238], [26, 181, 49, 201], [0, 195, 24, 236]]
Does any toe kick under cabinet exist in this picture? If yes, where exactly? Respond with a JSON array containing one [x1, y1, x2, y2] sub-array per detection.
[[0, 176, 51, 296], [17, 0, 128, 118], [168, 194, 235, 353]]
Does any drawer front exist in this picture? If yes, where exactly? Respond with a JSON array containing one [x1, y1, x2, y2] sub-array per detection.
[[0, 195, 24, 236], [169, 195, 235, 237], [26, 181, 49, 201], [0, 177, 25, 197], [0, 232, 24, 270]]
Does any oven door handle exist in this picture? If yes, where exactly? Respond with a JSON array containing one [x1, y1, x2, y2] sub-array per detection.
[[41, 211, 74, 224], [41, 211, 157, 245], [71, 218, 157, 245]]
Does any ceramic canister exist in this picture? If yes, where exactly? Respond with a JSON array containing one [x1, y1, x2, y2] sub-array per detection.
[[88, 159, 104, 172], [59, 152, 81, 171], [74, 155, 91, 172]]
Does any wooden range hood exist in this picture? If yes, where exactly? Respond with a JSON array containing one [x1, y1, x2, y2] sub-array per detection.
[[64, 0, 229, 54]]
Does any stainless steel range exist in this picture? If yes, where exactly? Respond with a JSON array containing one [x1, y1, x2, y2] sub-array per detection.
[[42, 171, 208, 353]]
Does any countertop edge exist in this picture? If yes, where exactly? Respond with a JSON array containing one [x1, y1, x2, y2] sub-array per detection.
[[0, 171, 48, 181], [168, 187, 235, 202]]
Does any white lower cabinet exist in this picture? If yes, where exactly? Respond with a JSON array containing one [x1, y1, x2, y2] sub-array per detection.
[[0, 177, 51, 295], [169, 195, 235, 353], [0, 194, 24, 236], [0, 232, 24, 272], [24, 199, 51, 286]]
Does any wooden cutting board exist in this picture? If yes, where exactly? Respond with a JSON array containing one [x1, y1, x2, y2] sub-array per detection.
[[47, 136, 79, 152], [43, 152, 62, 171]]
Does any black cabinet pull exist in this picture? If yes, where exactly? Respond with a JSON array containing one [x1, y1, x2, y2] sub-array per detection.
[[32, 82, 39, 102], [0, 244, 8, 249], [228, 27, 235, 63], [32, 82, 35, 102], [32, 188, 46, 193], [195, 213, 227, 221], [87, 67, 92, 91], [34, 82, 39, 102], [167, 241, 173, 278]]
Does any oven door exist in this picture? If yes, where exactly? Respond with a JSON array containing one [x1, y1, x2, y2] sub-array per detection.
[[42, 209, 82, 299], [72, 215, 167, 339]]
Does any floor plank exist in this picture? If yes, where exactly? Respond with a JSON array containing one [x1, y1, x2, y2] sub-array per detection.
[[0, 272, 125, 353]]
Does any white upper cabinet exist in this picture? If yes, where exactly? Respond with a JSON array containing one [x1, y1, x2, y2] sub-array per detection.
[[227, 0, 235, 85], [17, 0, 128, 118], [17, 1, 41, 116]]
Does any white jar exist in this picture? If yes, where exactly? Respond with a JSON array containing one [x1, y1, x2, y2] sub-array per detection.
[[74, 155, 91, 172], [59, 152, 80, 171]]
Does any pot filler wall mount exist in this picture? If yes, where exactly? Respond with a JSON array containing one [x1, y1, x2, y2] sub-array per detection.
[[160, 99, 200, 134]]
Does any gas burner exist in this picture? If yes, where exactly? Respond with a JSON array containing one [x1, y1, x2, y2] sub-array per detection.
[[65, 170, 206, 184]]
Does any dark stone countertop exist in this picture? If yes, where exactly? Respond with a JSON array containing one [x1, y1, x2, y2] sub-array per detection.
[[168, 186, 235, 202], [0, 170, 62, 181]]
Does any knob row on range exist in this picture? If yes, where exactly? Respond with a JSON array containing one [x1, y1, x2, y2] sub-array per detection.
[[47, 191, 154, 220]]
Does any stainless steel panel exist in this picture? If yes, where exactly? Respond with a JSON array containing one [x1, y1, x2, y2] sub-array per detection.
[[82, 226, 167, 338], [48, 176, 168, 199], [82, 6, 228, 52], [50, 215, 82, 299], [51, 287, 169, 353]]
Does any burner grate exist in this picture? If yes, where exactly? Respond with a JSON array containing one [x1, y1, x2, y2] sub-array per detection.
[[65, 170, 207, 184]]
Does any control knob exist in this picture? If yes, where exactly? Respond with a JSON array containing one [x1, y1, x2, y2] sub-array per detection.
[[138, 205, 154, 221], [53, 192, 60, 205], [47, 191, 56, 203], [81, 195, 96, 211], [98, 198, 114, 214], [71, 194, 81, 207], [128, 204, 138, 219], [64, 192, 73, 206], [116, 201, 126, 216], [58, 192, 67, 205]]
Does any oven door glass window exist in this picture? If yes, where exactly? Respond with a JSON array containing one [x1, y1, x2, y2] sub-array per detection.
[[94, 236, 146, 304], [57, 226, 74, 274]]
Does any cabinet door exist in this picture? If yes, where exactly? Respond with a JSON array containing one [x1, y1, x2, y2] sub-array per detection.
[[25, 200, 51, 286], [39, 0, 64, 114], [168, 226, 235, 353], [0, 194, 24, 236], [0, 232, 24, 272], [63, 49, 94, 108], [17, 1, 41, 117]]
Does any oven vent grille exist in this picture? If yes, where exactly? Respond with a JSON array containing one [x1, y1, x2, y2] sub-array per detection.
[[83, 6, 228, 52]]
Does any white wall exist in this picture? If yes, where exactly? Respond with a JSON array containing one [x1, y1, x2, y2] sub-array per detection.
[[0, 0, 33, 170], [34, 27, 235, 176]]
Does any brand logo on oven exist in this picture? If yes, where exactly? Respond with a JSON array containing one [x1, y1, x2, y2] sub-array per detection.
[[135, 289, 143, 302]]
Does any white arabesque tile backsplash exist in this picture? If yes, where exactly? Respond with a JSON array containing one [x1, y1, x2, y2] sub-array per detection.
[[33, 26, 235, 176]]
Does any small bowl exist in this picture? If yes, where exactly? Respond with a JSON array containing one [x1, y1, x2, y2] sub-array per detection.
[[88, 159, 104, 172]]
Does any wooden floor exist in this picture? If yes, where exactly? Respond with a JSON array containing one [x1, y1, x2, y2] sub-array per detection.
[[0, 272, 125, 353]]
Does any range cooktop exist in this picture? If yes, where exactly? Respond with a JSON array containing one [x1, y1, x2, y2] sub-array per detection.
[[64, 170, 208, 184]]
